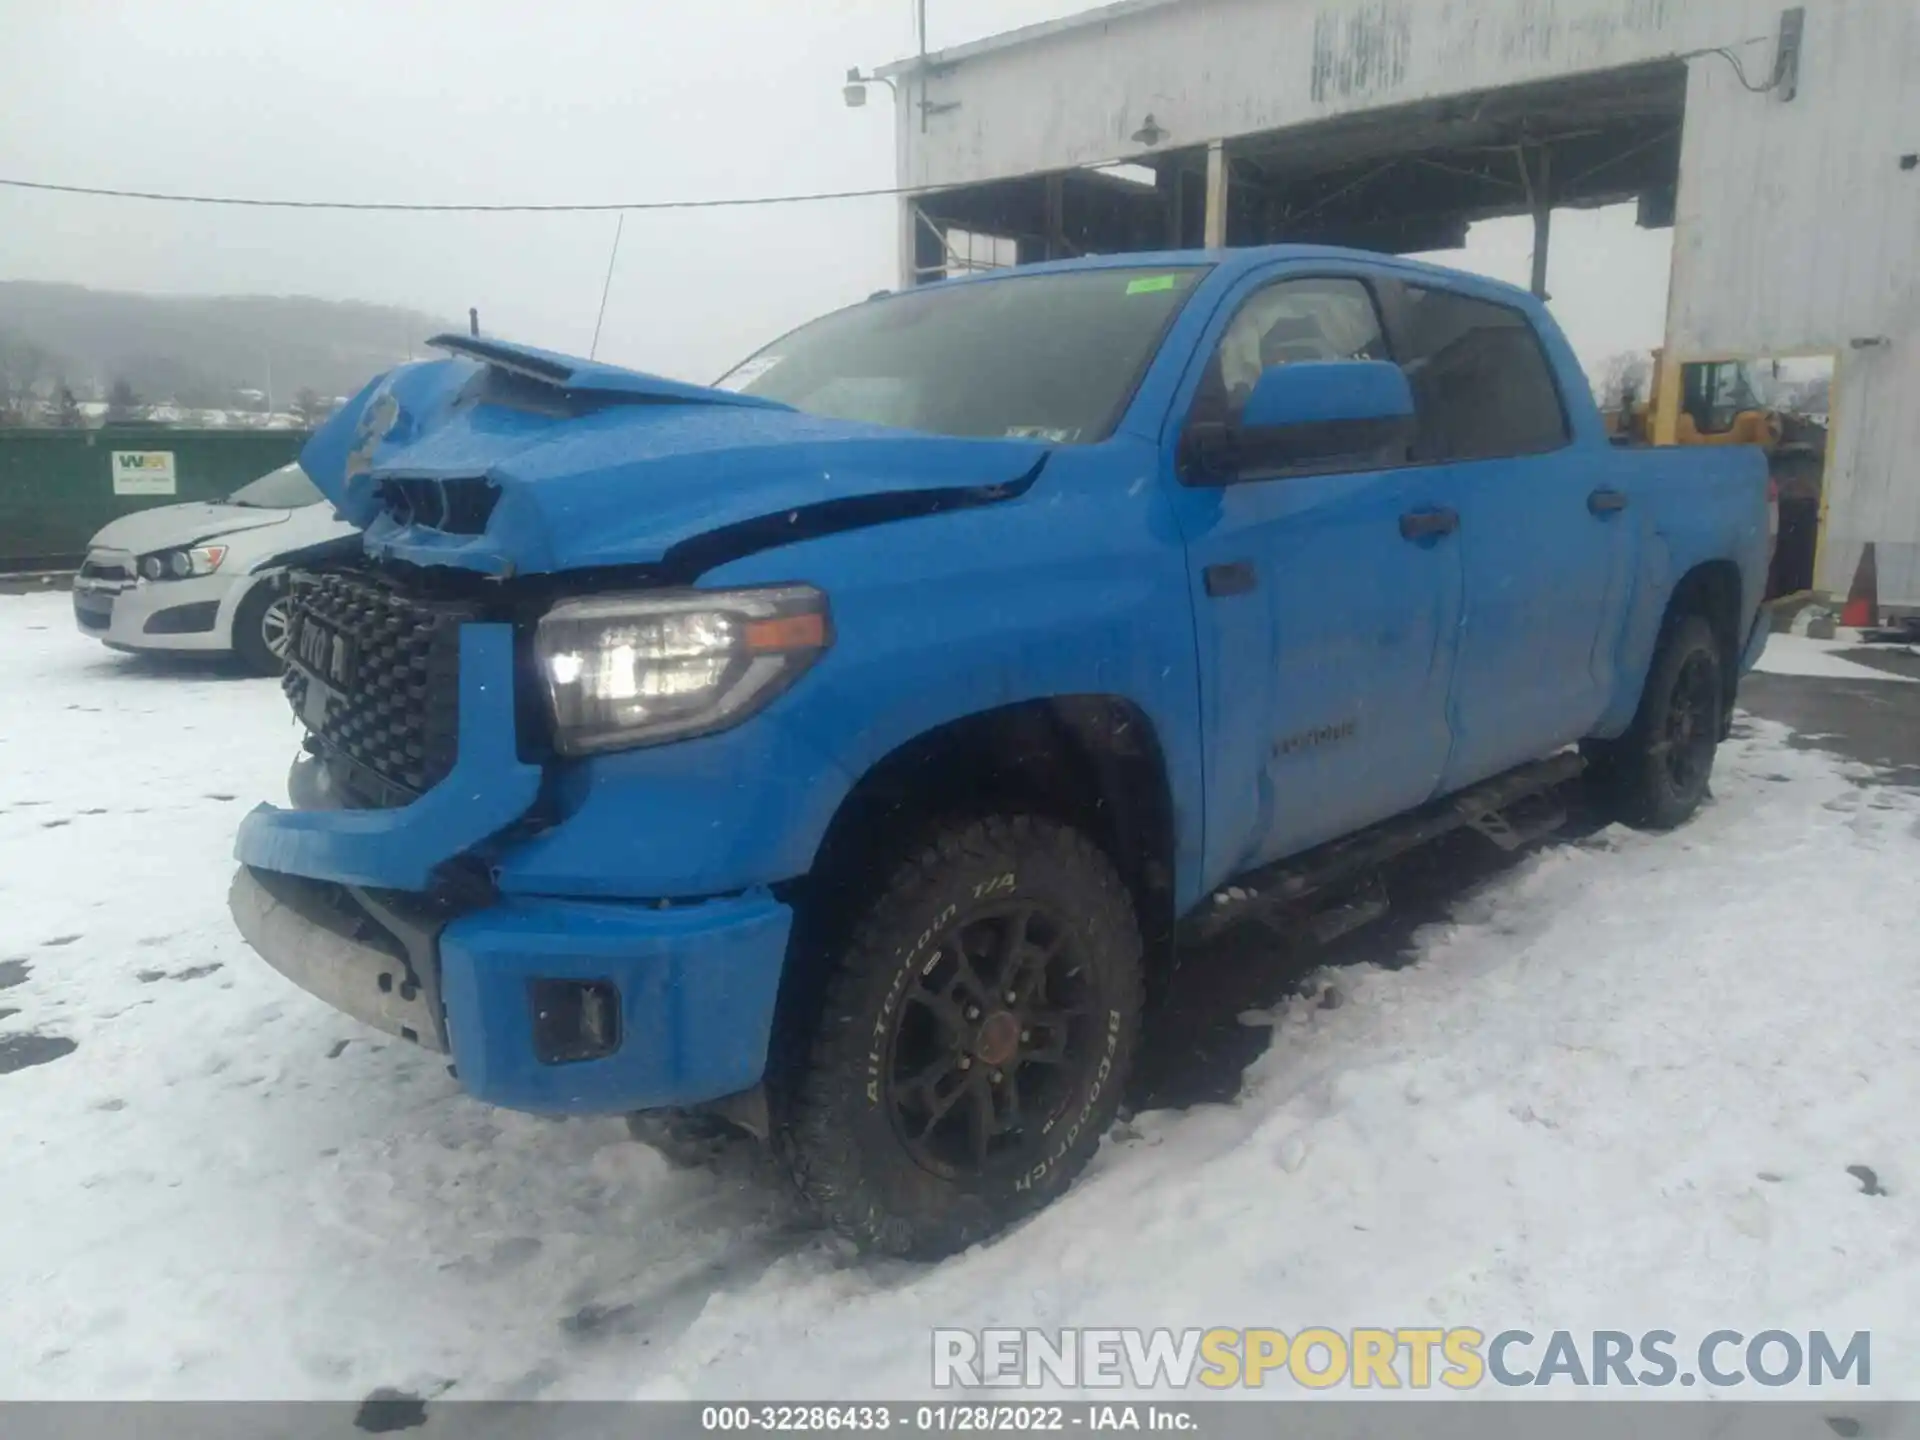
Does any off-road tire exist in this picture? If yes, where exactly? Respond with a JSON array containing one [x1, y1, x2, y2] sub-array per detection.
[[1585, 611, 1725, 830], [774, 815, 1144, 1258], [232, 577, 290, 676]]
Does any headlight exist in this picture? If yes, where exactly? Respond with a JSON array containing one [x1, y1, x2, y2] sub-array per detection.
[[140, 545, 227, 581], [535, 585, 831, 755]]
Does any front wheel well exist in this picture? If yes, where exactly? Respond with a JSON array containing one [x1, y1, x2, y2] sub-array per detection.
[[771, 698, 1177, 1062]]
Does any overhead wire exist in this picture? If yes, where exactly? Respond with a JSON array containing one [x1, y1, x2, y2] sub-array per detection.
[[3, 28, 1790, 217], [0, 174, 946, 214]]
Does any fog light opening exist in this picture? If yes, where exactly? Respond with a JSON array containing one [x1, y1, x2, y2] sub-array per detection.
[[529, 978, 622, 1064]]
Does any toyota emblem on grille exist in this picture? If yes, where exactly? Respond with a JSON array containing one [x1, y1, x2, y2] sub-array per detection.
[[294, 622, 353, 687]]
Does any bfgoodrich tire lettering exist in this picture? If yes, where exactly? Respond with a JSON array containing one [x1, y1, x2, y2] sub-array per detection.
[[776, 815, 1144, 1258]]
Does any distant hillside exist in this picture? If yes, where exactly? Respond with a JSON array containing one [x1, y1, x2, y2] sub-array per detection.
[[0, 282, 457, 411]]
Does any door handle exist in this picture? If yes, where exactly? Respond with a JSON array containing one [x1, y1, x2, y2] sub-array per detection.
[[1399, 508, 1459, 541], [1204, 561, 1258, 597], [1589, 489, 1630, 516]]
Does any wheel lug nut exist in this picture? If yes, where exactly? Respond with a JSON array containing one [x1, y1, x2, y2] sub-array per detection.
[[959, 1056, 972, 1070], [1005, 992, 1017, 1004], [965, 1005, 980, 1020], [1020, 1030, 1031, 1043], [991, 1070, 1003, 1083]]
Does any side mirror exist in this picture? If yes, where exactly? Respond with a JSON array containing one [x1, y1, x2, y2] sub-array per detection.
[[1185, 360, 1417, 484]]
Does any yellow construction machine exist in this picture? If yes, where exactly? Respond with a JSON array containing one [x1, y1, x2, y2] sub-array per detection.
[[1604, 351, 1828, 598], [1603, 351, 1782, 450]]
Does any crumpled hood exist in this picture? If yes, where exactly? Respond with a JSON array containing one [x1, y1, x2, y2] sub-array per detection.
[[300, 340, 1049, 578], [88, 502, 294, 556]]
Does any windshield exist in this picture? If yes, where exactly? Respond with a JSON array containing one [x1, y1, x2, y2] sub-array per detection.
[[715, 266, 1207, 443], [227, 463, 321, 509]]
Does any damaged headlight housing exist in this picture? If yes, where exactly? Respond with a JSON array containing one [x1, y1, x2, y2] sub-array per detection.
[[535, 585, 831, 755]]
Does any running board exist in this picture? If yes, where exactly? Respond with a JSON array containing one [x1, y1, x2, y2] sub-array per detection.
[[1186, 751, 1586, 944], [1304, 872, 1390, 944], [1469, 789, 1570, 852]]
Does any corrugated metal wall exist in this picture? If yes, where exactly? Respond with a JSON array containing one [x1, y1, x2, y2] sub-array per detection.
[[896, 0, 1774, 189], [0, 429, 311, 569], [1667, 0, 1920, 604]]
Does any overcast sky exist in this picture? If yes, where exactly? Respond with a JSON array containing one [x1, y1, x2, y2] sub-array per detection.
[[0, 0, 1673, 385]]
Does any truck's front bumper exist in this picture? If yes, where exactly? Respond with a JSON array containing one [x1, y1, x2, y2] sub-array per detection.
[[231, 620, 803, 1114], [229, 864, 791, 1114]]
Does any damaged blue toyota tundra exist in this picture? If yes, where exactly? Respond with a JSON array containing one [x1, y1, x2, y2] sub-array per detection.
[[230, 247, 1772, 1256]]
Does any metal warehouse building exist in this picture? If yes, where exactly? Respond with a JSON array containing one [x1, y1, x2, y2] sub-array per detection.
[[866, 0, 1920, 609]]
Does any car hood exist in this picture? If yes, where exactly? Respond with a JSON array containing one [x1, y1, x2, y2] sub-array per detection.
[[299, 338, 1050, 578], [88, 502, 295, 555]]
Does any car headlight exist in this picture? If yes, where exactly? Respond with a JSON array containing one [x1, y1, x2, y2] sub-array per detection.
[[139, 545, 227, 581], [535, 585, 831, 755]]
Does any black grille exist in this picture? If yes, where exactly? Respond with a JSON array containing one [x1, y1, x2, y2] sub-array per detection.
[[282, 571, 474, 805]]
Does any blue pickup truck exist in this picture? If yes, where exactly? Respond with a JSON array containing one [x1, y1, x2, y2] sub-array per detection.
[[230, 246, 1771, 1256]]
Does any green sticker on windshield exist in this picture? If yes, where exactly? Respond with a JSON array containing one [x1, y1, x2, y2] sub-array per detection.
[[1126, 275, 1179, 295]]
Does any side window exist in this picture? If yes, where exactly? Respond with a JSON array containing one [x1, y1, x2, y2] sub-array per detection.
[[1681, 361, 1752, 436], [1190, 276, 1390, 426], [1396, 286, 1570, 462]]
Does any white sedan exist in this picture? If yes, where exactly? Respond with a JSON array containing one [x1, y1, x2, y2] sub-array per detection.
[[71, 463, 356, 673]]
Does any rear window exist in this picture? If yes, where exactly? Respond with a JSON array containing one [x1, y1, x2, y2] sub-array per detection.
[[715, 267, 1207, 444], [1397, 287, 1570, 462]]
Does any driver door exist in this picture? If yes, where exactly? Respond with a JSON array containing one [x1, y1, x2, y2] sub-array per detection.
[[1162, 268, 1465, 886]]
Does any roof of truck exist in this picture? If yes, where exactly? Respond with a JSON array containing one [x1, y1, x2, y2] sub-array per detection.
[[911, 244, 1540, 306]]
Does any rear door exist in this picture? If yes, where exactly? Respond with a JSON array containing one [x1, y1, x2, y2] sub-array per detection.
[[1381, 283, 1628, 792], [1162, 266, 1466, 885]]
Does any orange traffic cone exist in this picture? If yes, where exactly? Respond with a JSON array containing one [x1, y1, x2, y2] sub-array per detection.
[[1840, 543, 1878, 629]]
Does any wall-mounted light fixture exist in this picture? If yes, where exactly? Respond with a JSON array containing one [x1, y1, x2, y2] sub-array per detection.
[[843, 67, 897, 109], [1131, 114, 1169, 147]]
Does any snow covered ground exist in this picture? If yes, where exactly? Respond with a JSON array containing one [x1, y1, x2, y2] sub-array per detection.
[[1753, 631, 1920, 683], [3, 589, 1916, 1403]]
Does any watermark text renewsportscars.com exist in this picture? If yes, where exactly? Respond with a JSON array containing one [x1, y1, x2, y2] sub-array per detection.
[[932, 1328, 1871, 1391]]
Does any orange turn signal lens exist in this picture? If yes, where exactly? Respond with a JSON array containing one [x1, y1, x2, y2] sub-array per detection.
[[744, 612, 828, 652]]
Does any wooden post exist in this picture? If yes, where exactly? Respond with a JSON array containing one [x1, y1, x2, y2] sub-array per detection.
[[897, 195, 919, 289], [1044, 172, 1066, 261], [1529, 145, 1553, 299], [1204, 139, 1228, 249]]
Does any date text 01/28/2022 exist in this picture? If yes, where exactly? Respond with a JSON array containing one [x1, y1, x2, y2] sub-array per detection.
[[699, 1404, 1197, 1432]]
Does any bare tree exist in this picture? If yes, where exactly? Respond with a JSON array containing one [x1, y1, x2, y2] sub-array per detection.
[[53, 383, 85, 428], [0, 332, 51, 426], [1596, 351, 1653, 413], [291, 387, 335, 428], [105, 377, 142, 424]]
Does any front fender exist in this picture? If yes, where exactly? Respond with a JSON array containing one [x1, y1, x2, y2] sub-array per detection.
[[496, 447, 1206, 906], [667, 447, 1206, 908]]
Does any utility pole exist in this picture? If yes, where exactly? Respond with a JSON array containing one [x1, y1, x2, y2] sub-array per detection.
[[917, 0, 929, 132]]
